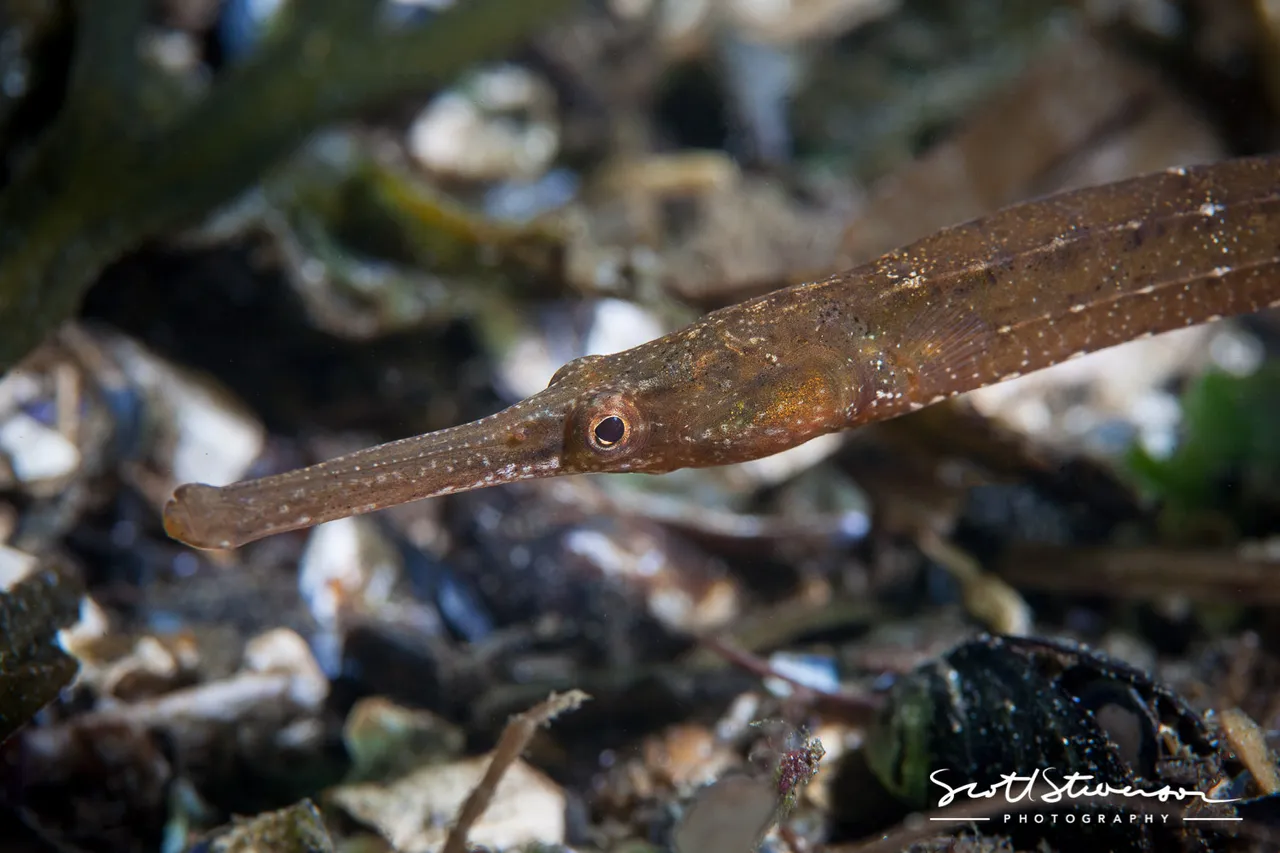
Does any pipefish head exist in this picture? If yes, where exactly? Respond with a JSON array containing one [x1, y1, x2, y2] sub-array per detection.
[[549, 312, 851, 475]]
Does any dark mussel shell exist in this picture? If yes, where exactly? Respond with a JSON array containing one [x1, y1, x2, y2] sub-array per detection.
[[863, 635, 1243, 852]]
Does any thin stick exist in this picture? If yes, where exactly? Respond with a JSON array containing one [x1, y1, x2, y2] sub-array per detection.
[[440, 689, 589, 853]]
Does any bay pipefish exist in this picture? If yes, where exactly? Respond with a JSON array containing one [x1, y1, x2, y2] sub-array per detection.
[[163, 154, 1280, 550]]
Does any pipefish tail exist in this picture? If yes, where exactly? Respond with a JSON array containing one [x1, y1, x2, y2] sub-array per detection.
[[163, 154, 1280, 550]]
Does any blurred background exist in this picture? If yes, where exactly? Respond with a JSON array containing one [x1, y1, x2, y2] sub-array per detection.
[[2, 1, 1280, 851]]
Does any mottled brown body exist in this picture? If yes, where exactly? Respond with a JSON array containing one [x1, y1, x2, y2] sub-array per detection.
[[164, 155, 1280, 550]]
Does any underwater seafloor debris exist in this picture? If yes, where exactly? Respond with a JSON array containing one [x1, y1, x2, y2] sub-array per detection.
[[3, 0, 1280, 851]]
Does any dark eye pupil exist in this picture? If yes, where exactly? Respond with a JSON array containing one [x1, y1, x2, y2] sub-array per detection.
[[593, 416, 626, 446]]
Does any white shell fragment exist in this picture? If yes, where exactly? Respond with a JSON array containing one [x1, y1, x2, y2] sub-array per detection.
[[330, 755, 565, 853], [762, 651, 841, 698], [673, 772, 780, 853], [725, 0, 898, 44], [966, 325, 1215, 456], [408, 64, 559, 182], [0, 543, 38, 587], [497, 298, 668, 400], [296, 515, 434, 675], [243, 628, 330, 711], [559, 524, 741, 634], [0, 412, 80, 486], [298, 516, 403, 628], [20, 627, 330, 766], [735, 432, 844, 487], [101, 332, 265, 487]]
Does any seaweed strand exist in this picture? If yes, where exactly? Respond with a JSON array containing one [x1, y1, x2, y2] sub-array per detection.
[[0, 0, 579, 372]]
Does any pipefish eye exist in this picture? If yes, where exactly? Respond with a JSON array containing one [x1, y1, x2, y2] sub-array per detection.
[[592, 415, 626, 448], [568, 392, 648, 462], [585, 405, 636, 453]]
